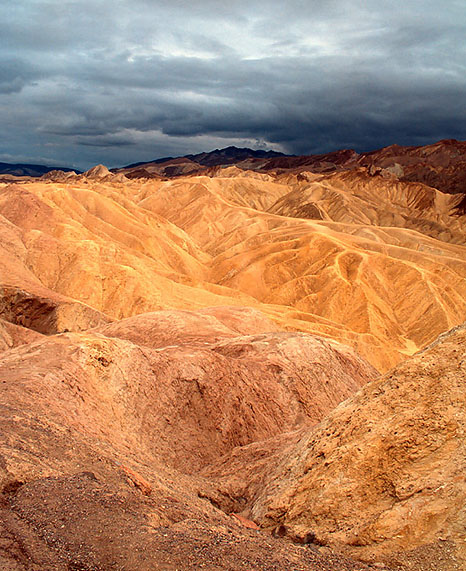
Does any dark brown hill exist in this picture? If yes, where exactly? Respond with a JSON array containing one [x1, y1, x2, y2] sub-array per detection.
[[115, 140, 466, 200], [358, 139, 466, 194], [0, 161, 78, 177]]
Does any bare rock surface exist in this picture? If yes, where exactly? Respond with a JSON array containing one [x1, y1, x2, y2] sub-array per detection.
[[0, 285, 110, 335], [95, 305, 282, 348], [0, 319, 43, 352], [0, 306, 376, 571], [83, 164, 112, 179], [0, 308, 376, 474], [252, 324, 466, 569]]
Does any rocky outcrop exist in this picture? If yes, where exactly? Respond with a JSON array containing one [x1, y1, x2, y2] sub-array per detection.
[[252, 324, 466, 566], [0, 286, 110, 334], [0, 318, 43, 352], [83, 164, 112, 179]]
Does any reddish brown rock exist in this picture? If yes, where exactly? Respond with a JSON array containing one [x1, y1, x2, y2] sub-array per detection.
[[0, 307, 376, 571], [0, 318, 43, 352], [0, 311, 376, 473], [120, 464, 152, 496], [232, 513, 260, 530], [358, 139, 466, 195]]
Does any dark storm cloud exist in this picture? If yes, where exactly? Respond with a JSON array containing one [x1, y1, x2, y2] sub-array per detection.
[[0, 57, 40, 94], [1, 0, 465, 169]]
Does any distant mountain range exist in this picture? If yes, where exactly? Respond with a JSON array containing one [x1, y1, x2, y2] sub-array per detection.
[[0, 148, 284, 178], [122, 146, 287, 169], [0, 161, 80, 177], [114, 139, 466, 196], [2, 140, 466, 198]]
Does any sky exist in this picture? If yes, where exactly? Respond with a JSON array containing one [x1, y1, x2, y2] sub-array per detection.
[[1, 0, 466, 170]]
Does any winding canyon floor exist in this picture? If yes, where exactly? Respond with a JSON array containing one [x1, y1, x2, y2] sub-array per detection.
[[0, 141, 465, 570]]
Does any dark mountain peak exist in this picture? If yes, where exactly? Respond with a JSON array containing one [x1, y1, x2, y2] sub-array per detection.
[[120, 146, 288, 171], [185, 146, 287, 166]]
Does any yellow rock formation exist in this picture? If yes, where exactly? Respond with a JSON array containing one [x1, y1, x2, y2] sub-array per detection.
[[1, 166, 465, 371]]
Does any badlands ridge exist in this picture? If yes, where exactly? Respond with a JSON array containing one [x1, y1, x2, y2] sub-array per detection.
[[0, 139, 465, 570]]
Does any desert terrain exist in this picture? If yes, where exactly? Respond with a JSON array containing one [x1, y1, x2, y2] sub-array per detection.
[[0, 140, 465, 570]]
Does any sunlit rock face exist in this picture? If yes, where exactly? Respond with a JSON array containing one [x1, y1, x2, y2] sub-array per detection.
[[4, 143, 465, 370], [252, 324, 466, 566]]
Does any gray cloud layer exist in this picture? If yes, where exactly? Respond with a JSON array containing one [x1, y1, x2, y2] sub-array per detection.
[[1, 0, 465, 169]]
